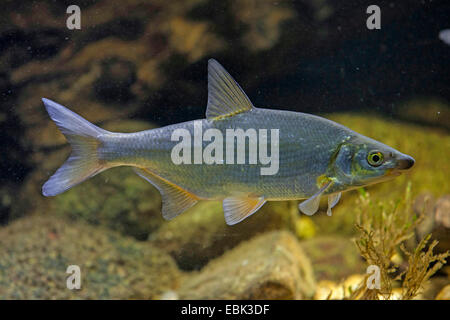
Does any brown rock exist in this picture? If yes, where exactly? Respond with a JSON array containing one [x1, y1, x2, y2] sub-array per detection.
[[435, 196, 450, 229], [413, 193, 436, 240], [0, 214, 182, 299], [434, 196, 450, 254], [435, 284, 450, 300], [176, 231, 316, 300], [413, 194, 450, 255], [300, 236, 366, 282], [420, 277, 450, 300], [149, 201, 294, 270]]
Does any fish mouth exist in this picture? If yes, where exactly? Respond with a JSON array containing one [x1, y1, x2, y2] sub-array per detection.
[[384, 155, 415, 178], [395, 155, 415, 171]]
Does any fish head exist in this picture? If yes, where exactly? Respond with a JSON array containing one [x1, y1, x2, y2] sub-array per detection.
[[332, 136, 415, 188]]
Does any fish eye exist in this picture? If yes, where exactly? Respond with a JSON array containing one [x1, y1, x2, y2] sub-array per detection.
[[367, 151, 384, 167]]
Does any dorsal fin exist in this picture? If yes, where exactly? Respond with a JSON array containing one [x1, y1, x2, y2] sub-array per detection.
[[133, 167, 198, 220], [206, 59, 254, 121]]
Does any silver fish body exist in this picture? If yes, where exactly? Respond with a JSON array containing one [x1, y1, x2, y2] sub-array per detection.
[[41, 59, 415, 225], [99, 108, 361, 200]]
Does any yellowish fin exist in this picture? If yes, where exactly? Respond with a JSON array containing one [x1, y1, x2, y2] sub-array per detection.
[[223, 196, 266, 225], [206, 59, 254, 121], [133, 167, 199, 220]]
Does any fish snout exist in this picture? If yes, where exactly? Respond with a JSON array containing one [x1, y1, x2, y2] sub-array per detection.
[[396, 155, 415, 171]]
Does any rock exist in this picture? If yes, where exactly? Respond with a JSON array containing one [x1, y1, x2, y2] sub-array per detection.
[[314, 280, 342, 300], [314, 275, 365, 300], [158, 290, 179, 300], [314, 275, 406, 300], [435, 196, 450, 228], [420, 277, 450, 300], [300, 236, 366, 282], [412, 194, 450, 255], [176, 231, 316, 300], [435, 284, 450, 300], [413, 193, 436, 241], [434, 195, 450, 254], [0, 214, 182, 299], [149, 201, 295, 270], [379, 288, 404, 300], [413, 193, 436, 217]]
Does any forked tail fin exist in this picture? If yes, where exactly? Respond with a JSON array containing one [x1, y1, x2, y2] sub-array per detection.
[[41, 98, 111, 196]]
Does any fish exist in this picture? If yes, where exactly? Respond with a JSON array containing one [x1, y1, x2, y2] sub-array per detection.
[[41, 59, 415, 225]]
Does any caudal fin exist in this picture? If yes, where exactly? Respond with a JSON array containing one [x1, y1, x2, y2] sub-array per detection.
[[41, 98, 110, 196]]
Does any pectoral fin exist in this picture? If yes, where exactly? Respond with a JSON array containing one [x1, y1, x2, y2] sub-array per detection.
[[299, 180, 333, 216], [133, 168, 198, 220], [327, 192, 342, 216], [223, 196, 266, 225]]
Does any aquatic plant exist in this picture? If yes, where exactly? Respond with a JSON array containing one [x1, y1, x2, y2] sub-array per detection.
[[349, 183, 449, 300]]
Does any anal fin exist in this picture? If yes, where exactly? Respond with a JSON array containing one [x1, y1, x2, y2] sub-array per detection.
[[223, 196, 266, 225], [133, 168, 198, 220]]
